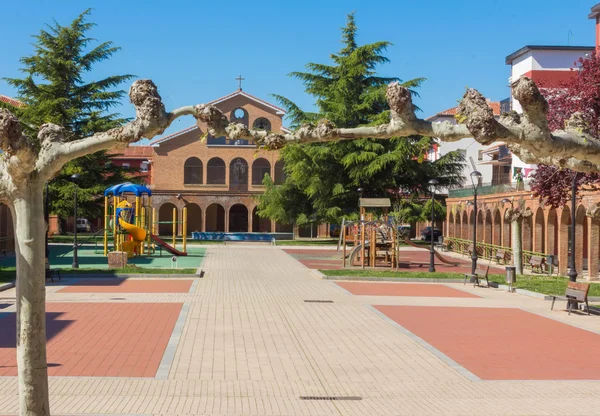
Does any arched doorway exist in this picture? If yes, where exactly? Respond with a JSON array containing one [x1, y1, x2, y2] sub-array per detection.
[[484, 209, 492, 244], [252, 207, 271, 232], [576, 204, 587, 272], [477, 210, 483, 242], [229, 204, 248, 232], [534, 207, 545, 253], [502, 209, 511, 248], [559, 207, 571, 275], [229, 158, 249, 191], [493, 209, 501, 246], [448, 212, 455, 238], [276, 223, 293, 233], [186, 203, 202, 234], [462, 211, 468, 239], [523, 213, 533, 252], [205, 203, 225, 232], [546, 208, 557, 257], [158, 203, 178, 236]]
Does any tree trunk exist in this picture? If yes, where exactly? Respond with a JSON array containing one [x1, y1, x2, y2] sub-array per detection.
[[511, 218, 523, 275], [12, 184, 50, 416]]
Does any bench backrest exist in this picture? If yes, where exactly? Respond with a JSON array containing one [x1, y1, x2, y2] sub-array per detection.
[[565, 281, 590, 301], [530, 256, 544, 265], [475, 264, 490, 278]]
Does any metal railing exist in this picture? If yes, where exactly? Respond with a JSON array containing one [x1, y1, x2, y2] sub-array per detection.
[[446, 237, 555, 270], [448, 180, 531, 198]]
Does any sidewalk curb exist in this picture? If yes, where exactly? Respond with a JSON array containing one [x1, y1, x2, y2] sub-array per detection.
[[0, 282, 15, 292]]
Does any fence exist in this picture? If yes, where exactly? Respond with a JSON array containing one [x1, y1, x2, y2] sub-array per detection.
[[446, 237, 555, 271]]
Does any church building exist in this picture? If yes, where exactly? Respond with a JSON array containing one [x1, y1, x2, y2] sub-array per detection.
[[111, 85, 314, 238]]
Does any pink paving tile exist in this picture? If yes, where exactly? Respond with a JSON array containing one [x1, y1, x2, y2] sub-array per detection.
[[376, 305, 600, 380], [336, 282, 479, 298], [0, 302, 182, 377], [58, 278, 193, 293]]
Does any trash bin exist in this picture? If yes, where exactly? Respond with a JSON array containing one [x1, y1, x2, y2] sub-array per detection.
[[505, 266, 516, 292], [546, 254, 554, 276]]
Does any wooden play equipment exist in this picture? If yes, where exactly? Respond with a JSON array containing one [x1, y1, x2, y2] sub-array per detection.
[[103, 182, 187, 258], [340, 198, 399, 269]]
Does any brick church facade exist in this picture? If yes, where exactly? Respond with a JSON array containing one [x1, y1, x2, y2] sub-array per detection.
[[112, 89, 328, 238]]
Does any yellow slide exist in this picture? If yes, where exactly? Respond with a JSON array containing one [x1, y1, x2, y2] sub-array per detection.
[[118, 218, 147, 257]]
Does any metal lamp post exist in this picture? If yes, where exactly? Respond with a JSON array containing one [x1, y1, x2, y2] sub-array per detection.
[[357, 187, 364, 219], [470, 171, 483, 275], [428, 179, 439, 272], [71, 174, 80, 269], [568, 172, 579, 282]]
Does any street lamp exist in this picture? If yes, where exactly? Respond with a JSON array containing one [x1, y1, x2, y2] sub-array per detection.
[[357, 187, 364, 220], [428, 179, 439, 272], [568, 172, 579, 282], [470, 171, 483, 275], [71, 174, 80, 269]]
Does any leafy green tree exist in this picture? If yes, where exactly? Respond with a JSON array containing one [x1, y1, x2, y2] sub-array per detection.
[[2, 9, 135, 230], [256, 12, 464, 226]]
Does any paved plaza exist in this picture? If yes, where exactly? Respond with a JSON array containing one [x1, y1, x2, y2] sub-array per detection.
[[1, 246, 600, 414]]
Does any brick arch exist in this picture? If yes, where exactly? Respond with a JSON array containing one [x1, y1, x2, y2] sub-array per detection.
[[576, 204, 587, 272], [523, 211, 533, 252], [502, 209, 511, 248], [274, 160, 286, 185], [185, 203, 202, 234], [546, 207, 558, 257], [476, 209, 483, 242], [462, 210, 468, 239], [229, 203, 249, 232], [534, 207, 545, 253], [205, 203, 225, 232], [158, 202, 178, 236], [184, 157, 203, 184], [484, 209, 492, 244], [252, 206, 272, 232], [207, 157, 226, 184], [229, 158, 249, 191], [558, 206, 571, 275], [252, 158, 271, 185], [493, 208, 501, 246], [448, 212, 455, 238]]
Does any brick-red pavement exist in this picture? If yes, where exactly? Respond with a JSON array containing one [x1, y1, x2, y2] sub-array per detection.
[[0, 302, 182, 377], [284, 248, 505, 274], [375, 305, 600, 380], [337, 282, 479, 298], [58, 278, 193, 293]]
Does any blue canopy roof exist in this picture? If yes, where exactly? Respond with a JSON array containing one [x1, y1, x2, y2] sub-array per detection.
[[104, 182, 152, 197]]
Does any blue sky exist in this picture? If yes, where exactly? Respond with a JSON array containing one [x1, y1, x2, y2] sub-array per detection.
[[0, 0, 597, 138]]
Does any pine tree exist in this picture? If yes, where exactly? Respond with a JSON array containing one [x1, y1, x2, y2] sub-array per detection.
[[257, 12, 464, 226], [3, 9, 135, 230]]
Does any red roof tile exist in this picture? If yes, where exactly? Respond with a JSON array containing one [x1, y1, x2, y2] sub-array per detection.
[[108, 145, 153, 159], [0, 95, 25, 108]]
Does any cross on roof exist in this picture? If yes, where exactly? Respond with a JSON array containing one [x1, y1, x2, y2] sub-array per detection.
[[236, 75, 245, 91]]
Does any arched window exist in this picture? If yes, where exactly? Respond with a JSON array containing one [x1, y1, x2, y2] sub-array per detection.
[[230, 107, 249, 126], [229, 158, 249, 190], [252, 117, 271, 131], [274, 160, 286, 185], [207, 157, 226, 184], [184, 157, 203, 184], [252, 158, 271, 185]]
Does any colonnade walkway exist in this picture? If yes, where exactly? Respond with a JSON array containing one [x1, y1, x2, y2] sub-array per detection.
[[1, 246, 600, 414]]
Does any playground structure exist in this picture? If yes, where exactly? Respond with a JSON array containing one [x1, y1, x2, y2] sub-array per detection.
[[339, 197, 459, 269], [103, 183, 188, 258]]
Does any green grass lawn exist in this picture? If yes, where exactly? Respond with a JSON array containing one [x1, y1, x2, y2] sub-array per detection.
[[318, 269, 600, 297]]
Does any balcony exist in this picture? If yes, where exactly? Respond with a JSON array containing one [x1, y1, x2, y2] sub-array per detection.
[[448, 179, 531, 198]]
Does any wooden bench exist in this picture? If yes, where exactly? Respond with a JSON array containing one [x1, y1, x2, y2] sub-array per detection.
[[529, 255, 546, 273], [45, 268, 61, 283], [550, 281, 590, 315], [495, 249, 507, 264], [464, 263, 490, 288]]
